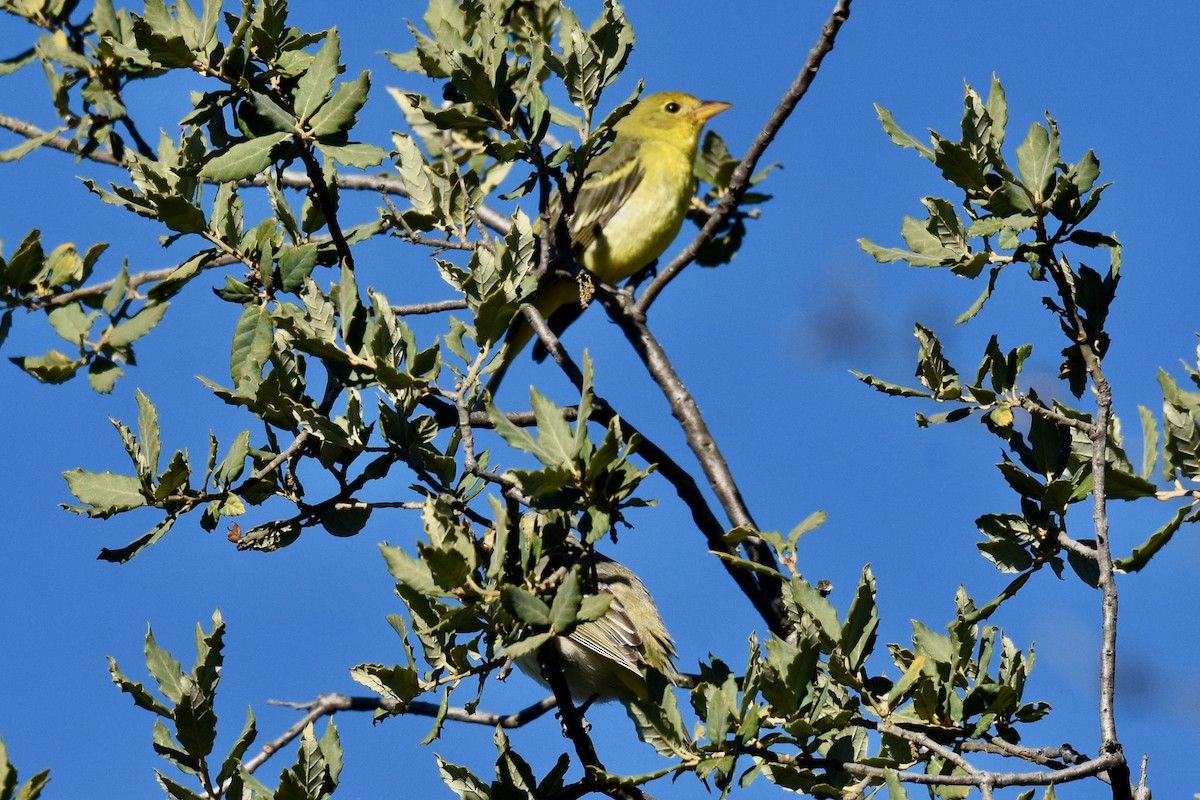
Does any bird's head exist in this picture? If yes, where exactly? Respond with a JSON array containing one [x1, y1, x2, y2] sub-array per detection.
[[615, 91, 731, 144]]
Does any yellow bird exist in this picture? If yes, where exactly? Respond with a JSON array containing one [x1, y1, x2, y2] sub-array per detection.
[[515, 539, 678, 703], [492, 91, 731, 389]]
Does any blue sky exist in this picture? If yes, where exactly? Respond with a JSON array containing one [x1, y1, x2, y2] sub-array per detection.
[[1, 1, 1198, 798]]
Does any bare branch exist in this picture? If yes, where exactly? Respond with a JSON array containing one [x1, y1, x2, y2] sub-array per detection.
[[391, 298, 469, 316]]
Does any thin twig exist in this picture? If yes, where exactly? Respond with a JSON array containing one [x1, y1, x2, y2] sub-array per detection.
[[635, 0, 855, 312], [0, 113, 513, 233], [876, 721, 978, 774]]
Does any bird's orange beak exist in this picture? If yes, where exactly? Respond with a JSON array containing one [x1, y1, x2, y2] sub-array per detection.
[[694, 100, 732, 122]]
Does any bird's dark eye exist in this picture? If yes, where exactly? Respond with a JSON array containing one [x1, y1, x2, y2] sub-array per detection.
[[664, 102, 680, 113]]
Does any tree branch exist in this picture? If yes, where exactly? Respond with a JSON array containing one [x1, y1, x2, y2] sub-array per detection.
[[635, 0, 855, 313], [594, 288, 789, 634], [518, 300, 790, 635]]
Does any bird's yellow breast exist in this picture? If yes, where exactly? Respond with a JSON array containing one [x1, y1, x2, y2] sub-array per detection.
[[578, 137, 696, 284]]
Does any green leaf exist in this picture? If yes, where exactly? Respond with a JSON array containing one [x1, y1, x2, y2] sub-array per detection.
[[850, 370, 931, 399], [199, 133, 290, 182], [62, 469, 146, 517], [230, 305, 273, 393], [215, 430, 251, 485], [294, 30, 342, 122], [1138, 404, 1160, 480], [0, 126, 64, 162], [136, 389, 162, 477], [309, 70, 370, 136], [98, 515, 178, 562], [379, 544, 440, 595], [1015, 121, 1058, 200], [790, 578, 839, 643], [350, 663, 421, 706], [911, 620, 953, 665], [11, 350, 81, 383], [857, 236, 947, 268], [1115, 506, 1191, 573], [315, 141, 387, 168], [143, 626, 185, 704], [46, 304, 95, 344], [393, 133, 437, 215], [502, 586, 552, 626], [839, 566, 878, 673], [320, 503, 372, 537], [874, 104, 933, 160], [108, 301, 169, 347], [88, 358, 124, 393], [883, 769, 911, 800], [278, 244, 319, 293], [548, 567, 582, 633]]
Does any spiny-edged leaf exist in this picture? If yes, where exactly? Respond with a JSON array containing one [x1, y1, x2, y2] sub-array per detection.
[[144, 626, 186, 704], [88, 358, 124, 393], [790, 578, 840, 642], [1115, 505, 1191, 573], [531, 386, 576, 466], [850, 370, 932, 398], [885, 654, 927, 709], [215, 708, 257, 786], [393, 133, 437, 215], [874, 104, 933, 160], [317, 142, 388, 168], [230, 304, 273, 393], [278, 243, 319, 293], [155, 771, 205, 800], [839, 566, 878, 672], [486, 400, 540, 454], [502, 585, 552, 626], [199, 133, 289, 182], [1138, 404, 1160, 480], [1015, 121, 1058, 200], [173, 685, 217, 760], [62, 469, 146, 517], [0, 126, 64, 162], [248, 90, 297, 133], [625, 676, 693, 759], [135, 389, 162, 477], [911, 620, 954, 665], [379, 543, 439, 595], [350, 663, 421, 705], [294, 29, 342, 122], [309, 70, 370, 137], [11, 350, 81, 383], [98, 515, 178, 562], [108, 654, 173, 716], [46, 303, 94, 344], [857, 237, 947, 268], [548, 567, 582, 633], [108, 300, 169, 348], [497, 631, 552, 660], [436, 755, 491, 800]]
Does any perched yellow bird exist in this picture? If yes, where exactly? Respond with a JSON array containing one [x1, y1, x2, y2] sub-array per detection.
[[516, 539, 678, 703], [491, 91, 731, 390]]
